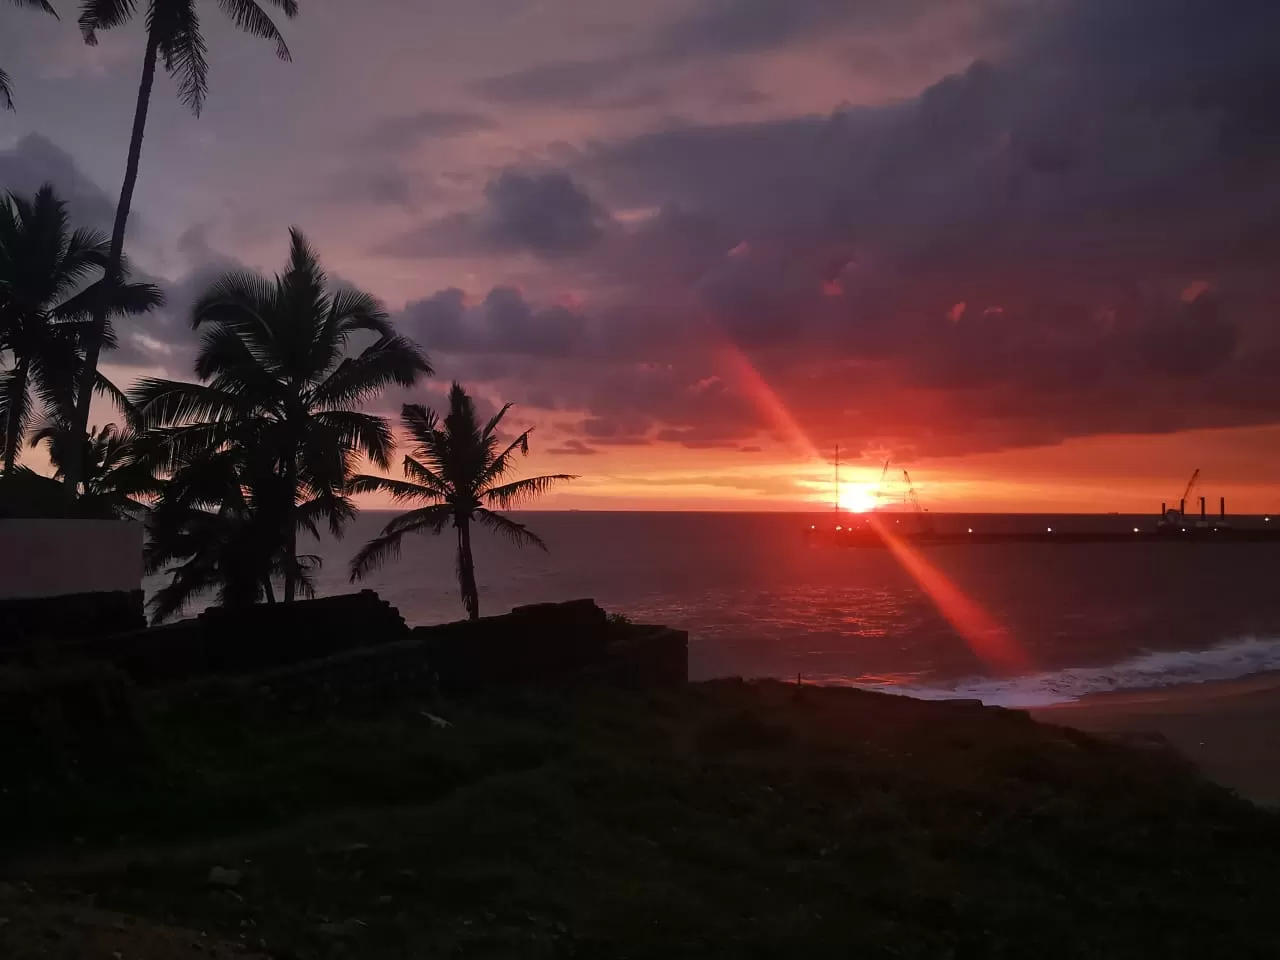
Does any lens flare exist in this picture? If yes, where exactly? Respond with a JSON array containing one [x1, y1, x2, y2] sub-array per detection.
[[868, 515, 1028, 675], [715, 338, 1029, 676]]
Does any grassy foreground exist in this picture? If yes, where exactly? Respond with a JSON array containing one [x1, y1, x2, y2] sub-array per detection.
[[3, 677, 1280, 958]]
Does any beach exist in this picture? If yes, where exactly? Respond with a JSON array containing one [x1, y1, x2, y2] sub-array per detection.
[[1033, 672, 1280, 807]]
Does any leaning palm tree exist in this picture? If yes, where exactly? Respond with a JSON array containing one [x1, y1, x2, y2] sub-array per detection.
[[0, 184, 163, 475], [65, 0, 300, 495], [350, 384, 576, 620], [132, 228, 431, 602], [2, 0, 60, 111]]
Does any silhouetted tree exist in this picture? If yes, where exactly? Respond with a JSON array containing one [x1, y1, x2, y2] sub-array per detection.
[[2, 1, 60, 110], [31, 420, 160, 519], [66, 0, 300, 495], [0, 184, 162, 475], [350, 383, 575, 620], [144, 433, 328, 621], [134, 228, 431, 603]]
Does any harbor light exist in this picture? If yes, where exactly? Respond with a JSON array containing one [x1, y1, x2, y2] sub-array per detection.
[[1133, 527, 1139, 533], [835, 525, 842, 531], [1047, 527, 1053, 533], [967, 528, 973, 534]]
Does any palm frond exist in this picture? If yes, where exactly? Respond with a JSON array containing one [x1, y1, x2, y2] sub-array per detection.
[[78, 0, 135, 44], [216, 0, 293, 60], [311, 409, 395, 469], [0, 66, 13, 112], [154, 0, 211, 114], [349, 504, 452, 580], [483, 473, 577, 509], [311, 335, 431, 410], [474, 508, 548, 551], [130, 377, 247, 426], [346, 472, 438, 504]]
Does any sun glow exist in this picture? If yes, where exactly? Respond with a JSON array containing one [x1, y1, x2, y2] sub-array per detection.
[[838, 485, 879, 513]]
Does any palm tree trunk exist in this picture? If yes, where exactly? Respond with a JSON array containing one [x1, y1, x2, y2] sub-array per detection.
[[2, 357, 28, 476], [283, 453, 298, 603], [64, 26, 161, 498], [457, 517, 480, 620]]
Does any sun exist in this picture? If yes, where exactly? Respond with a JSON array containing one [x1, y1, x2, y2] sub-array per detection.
[[838, 485, 880, 513]]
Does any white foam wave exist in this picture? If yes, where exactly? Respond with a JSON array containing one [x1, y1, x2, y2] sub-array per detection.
[[858, 635, 1280, 708]]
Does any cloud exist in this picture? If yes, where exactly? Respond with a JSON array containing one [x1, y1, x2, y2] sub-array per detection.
[[421, 0, 1280, 460], [0, 134, 118, 231], [546, 439, 601, 456], [378, 170, 610, 259], [364, 110, 496, 150], [403, 285, 586, 358]]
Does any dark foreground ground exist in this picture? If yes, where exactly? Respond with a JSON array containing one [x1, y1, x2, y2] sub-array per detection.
[[3, 676, 1279, 958]]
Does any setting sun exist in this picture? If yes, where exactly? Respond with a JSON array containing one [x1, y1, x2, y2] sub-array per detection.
[[838, 485, 880, 513]]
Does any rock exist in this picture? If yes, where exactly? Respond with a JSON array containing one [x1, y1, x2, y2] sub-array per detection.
[[207, 866, 243, 889], [316, 919, 366, 937], [419, 711, 452, 728]]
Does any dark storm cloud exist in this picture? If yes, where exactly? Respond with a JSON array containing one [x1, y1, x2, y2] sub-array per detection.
[[482, 0, 1280, 458], [403, 284, 585, 358], [473, 0, 1029, 108], [364, 110, 496, 150], [0, 134, 118, 231], [377, 0, 1280, 460], [378, 170, 610, 259], [546, 439, 601, 456]]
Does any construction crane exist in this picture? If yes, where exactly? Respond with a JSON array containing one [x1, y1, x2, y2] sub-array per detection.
[[902, 470, 934, 534], [1178, 469, 1200, 516], [873, 458, 890, 509]]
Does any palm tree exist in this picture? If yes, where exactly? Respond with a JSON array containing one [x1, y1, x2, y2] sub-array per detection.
[[65, 0, 300, 496], [143, 437, 320, 622], [0, 184, 162, 475], [30, 419, 160, 519], [2, 0, 60, 111], [350, 384, 575, 620], [133, 228, 431, 602]]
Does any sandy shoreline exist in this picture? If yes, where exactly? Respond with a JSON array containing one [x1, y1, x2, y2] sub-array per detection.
[[1031, 672, 1280, 807]]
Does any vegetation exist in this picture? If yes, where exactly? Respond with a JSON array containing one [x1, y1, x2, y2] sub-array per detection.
[[31, 421, 160, 519], [351, 383, 574, 619], [0, 0, 59, 110], [133, 228, 431, 620], [65, 0, 300, 496], [0, 184, 162, 475], [3, 677, 1278, 957]]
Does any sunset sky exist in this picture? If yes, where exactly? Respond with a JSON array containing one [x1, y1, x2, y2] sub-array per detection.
[[2, 0, 1279, 511]]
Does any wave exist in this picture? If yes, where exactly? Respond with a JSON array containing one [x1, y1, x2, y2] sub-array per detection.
[[853, 635, 1280, 708]]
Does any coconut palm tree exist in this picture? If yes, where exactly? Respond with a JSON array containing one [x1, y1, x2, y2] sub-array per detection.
[[30, 419, 160, 519], [132, 227, 431, 603], [350, 384, 575, 620], [66, 0, 300, 495], [2, 0, 60, 111], [0, 184, 162, 475], [143, 435, 324, 622]]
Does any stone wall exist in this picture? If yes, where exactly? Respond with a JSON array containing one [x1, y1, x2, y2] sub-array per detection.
[[21, 590, 407, 683]]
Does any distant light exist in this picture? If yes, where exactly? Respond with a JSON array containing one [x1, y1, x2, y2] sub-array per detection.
[[1133, 527, 1139, 533], [1182, 527, 1187, 532], [967, 528, 973, 534], [811, 525, 816, 530], [1047, 527, 1053, 533], [835, 525, 842, 531]]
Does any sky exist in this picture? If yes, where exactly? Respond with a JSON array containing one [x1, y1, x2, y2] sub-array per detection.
[[2, 0, 1279, 512]]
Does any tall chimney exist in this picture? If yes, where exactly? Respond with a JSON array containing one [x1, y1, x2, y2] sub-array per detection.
[[1221, 496, 1226, 519], [1200, 496, 1207, 519], [1161, 501, 1167, 516], [1180, 498, 1186, 515]]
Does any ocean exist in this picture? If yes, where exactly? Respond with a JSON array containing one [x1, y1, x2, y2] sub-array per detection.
[[146, 511, 1280, 707]]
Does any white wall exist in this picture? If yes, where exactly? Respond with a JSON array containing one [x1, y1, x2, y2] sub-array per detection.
[[0, 519, 144, 600]]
